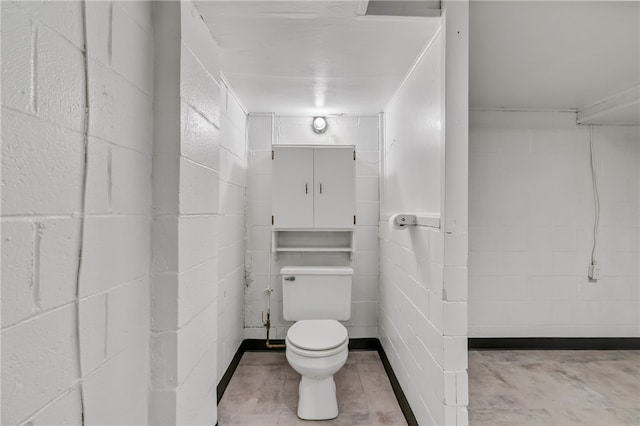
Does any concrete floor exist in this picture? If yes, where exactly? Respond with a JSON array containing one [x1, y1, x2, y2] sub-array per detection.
[[217, 351, 408, 425], [219, 349, 639, 425], [468, 350, 640, 425]]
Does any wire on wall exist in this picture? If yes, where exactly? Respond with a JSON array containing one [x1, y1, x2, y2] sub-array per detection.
[[589, 125, 600, 266], [74, 0, 91, 422]]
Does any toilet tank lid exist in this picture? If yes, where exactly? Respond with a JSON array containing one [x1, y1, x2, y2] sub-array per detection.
[[280, 266, 353, 275]]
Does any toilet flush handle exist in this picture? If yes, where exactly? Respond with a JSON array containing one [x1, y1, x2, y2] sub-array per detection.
[[284, 276, 296, 281]]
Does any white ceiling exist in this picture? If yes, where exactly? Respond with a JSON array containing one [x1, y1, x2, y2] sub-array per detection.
[[589, 102, 640, 125], [194, 1, 441, 114], [470, 1, 640, 120]]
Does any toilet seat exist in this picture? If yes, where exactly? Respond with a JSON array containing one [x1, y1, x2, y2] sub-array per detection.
[[286, 337, 348, 358], [286, 320, 348, 358]]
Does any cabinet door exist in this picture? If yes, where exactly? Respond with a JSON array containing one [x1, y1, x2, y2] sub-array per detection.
[[272, 146, 314, 228], [314, 147, 355, 228]]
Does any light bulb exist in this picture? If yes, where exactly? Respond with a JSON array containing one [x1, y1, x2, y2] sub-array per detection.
[[312, 116, 327, 134]]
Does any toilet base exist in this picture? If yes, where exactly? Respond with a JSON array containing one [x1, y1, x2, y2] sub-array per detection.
[[297, 375, 338, 420]]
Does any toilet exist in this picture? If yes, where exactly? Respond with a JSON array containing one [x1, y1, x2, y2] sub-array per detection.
[[281, 266, 353, 420]]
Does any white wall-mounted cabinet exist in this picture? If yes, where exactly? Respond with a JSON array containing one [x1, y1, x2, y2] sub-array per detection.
[[272, 145, 356, 229]]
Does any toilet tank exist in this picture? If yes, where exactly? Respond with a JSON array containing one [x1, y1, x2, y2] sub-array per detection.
[[281, 266, 352, 321]]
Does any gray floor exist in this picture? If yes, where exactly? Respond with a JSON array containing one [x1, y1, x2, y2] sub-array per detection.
[[219, 349, 639, 425], [468, 350, 640, 426], [217, 351, 408, 425]]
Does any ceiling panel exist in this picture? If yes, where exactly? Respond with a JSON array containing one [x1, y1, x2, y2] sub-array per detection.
[[195, 1, 440, 113], [470, 1, 640, 113]]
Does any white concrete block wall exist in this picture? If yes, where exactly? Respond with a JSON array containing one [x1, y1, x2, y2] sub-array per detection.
[[244, 114, 380, 340], [150, 1, 247, 424], [2, 1, 153, 424], [439, 5, 470, 424], [217, 85, 248, 382], [379, 224, 451, 425], [379, 16, 469, 424], [469, 110, 640, 337]]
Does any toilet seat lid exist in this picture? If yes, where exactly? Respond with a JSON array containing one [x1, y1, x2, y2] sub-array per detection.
[[287, 320, 348, 351]]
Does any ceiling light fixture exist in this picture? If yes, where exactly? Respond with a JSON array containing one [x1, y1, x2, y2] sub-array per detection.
[[312, 116, 328, 134]]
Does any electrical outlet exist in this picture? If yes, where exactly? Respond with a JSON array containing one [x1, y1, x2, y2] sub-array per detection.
[[588, 263, 601, 280]]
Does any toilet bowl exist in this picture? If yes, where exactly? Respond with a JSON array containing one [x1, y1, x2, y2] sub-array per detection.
[[285, 319, 349, 420]]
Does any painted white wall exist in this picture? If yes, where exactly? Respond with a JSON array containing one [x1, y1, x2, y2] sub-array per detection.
[[379, 3, 470, 423], [244, 114, 380, 340], [2, 1, 153, 424], [469, 110, 640, 337], [150, 1, 247, 424], [217, 84, 248, 383], [380, 29, 450, 425], [383, 35, 442, 216], [439, 5, 470, 424], [2, 1, 246, 423]]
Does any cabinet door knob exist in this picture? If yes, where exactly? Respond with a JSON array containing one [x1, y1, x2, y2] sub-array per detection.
[[284, 276, 296, 281], [305, 183, 308, 194], [319, 182, 323, 194]]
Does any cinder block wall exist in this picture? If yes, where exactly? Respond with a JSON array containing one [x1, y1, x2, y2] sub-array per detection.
[[380, 30, 457, 425], [244, 114, 380, 340], [149, 1, 248, 424], [217, 84, 248, 383], [469, 111, 640, 337], [2, 1, 247, 424], [379, 6, 470, 422], [2, 1, 153, 424]]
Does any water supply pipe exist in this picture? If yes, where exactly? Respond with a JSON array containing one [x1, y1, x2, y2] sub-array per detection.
[[263, 311, 286, 349]]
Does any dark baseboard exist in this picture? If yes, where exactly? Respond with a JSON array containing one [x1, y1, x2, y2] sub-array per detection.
[[348, 337, 381, 351], [376, 343, 419, 426], [241, 337, 384, 352], [469, 337, 640, 350], [216, 342, 245, 403], [242, 338, 286, 351], [217, 337, 417, 426]]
